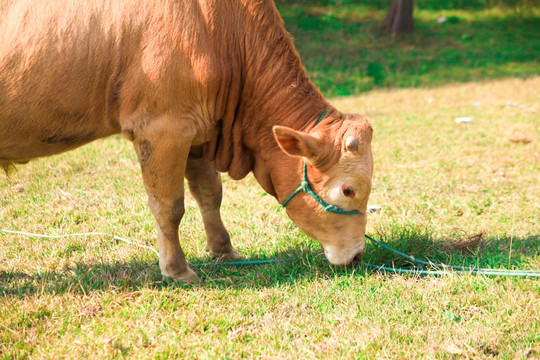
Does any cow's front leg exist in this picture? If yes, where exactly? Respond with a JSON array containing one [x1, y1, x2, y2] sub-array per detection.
[[186, 153, 244, 261], [132, 118, 198, 282]]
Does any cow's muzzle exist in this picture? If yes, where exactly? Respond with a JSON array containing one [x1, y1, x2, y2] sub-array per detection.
[[323, 244, 365, 266]]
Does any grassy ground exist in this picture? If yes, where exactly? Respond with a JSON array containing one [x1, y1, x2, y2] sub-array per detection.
[[1, 75, 539, 359], [276, 0, 540, 96], [2, 2, 540, 358]]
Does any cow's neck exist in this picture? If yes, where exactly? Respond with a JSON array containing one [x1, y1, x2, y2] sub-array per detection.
[[214, 0, 335, 202]]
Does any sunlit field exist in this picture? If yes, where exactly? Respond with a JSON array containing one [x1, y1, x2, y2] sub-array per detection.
[[1, 0, 539, 358], [2, 76, 538, 359]]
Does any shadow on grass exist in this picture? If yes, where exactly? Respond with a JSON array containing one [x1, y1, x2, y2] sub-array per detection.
[[1, 234, 538, 297], [276, 2, 540, 96]]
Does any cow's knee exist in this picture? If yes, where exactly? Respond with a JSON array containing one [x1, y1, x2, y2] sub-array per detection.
[[148, 195, 185, 228], [169, 196, 186, 225]]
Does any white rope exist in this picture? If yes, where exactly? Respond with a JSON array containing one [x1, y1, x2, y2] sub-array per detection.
[[0, 229, 159, 257]]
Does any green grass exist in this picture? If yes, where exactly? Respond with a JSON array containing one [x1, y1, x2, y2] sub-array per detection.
[[1, 76, 539, 359], [1, 2, 540, 358], [276, 1, 540, 97]]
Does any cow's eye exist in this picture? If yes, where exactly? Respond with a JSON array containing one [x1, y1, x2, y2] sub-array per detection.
[[341, 184, 356, 198]]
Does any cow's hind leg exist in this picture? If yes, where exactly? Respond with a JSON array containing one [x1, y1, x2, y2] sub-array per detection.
[[186, 154, 244, 261], [131, 118, 198, 282]]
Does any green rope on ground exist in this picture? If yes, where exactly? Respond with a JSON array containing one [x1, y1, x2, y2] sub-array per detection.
[[191, 234, 540, 278], [2, 231, 539, 278]]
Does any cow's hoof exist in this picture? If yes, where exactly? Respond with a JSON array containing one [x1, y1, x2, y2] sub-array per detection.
[[162, 266, 199, 283], [212, 249, 245, 262]]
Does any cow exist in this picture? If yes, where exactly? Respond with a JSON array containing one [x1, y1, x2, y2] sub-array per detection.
[[0, 0, 373, 282]]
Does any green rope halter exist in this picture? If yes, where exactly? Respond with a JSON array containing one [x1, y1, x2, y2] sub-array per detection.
[[281, 108, 362, 215]]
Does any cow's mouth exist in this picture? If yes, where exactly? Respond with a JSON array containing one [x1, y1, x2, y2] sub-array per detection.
[[323, 244, 365, 266]]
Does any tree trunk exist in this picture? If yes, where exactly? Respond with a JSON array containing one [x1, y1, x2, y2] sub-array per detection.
[[382, 0, 414, 35]]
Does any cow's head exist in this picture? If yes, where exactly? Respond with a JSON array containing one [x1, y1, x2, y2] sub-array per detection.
[[273, 113, 373, 266]]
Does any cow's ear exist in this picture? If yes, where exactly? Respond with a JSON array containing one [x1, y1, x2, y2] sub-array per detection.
[[272, 126, 322, 158]]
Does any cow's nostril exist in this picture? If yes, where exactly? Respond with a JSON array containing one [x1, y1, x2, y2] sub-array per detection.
[[353, 251, 363, 262]]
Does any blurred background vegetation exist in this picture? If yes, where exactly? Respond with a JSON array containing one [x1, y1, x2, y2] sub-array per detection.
[[275, 0, 540, 96]]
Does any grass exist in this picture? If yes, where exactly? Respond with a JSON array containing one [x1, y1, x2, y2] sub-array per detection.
[[1, 2, 540, 358], [276, 0, 540, 97], [1, 76, 539, 359]]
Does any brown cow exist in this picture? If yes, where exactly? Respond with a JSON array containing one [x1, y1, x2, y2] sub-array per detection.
[[0, 0, 373, 282]]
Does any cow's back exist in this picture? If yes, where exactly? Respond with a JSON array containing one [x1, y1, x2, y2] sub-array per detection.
[[0, 1, 130, 165], [0, 0, 228, 168]]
